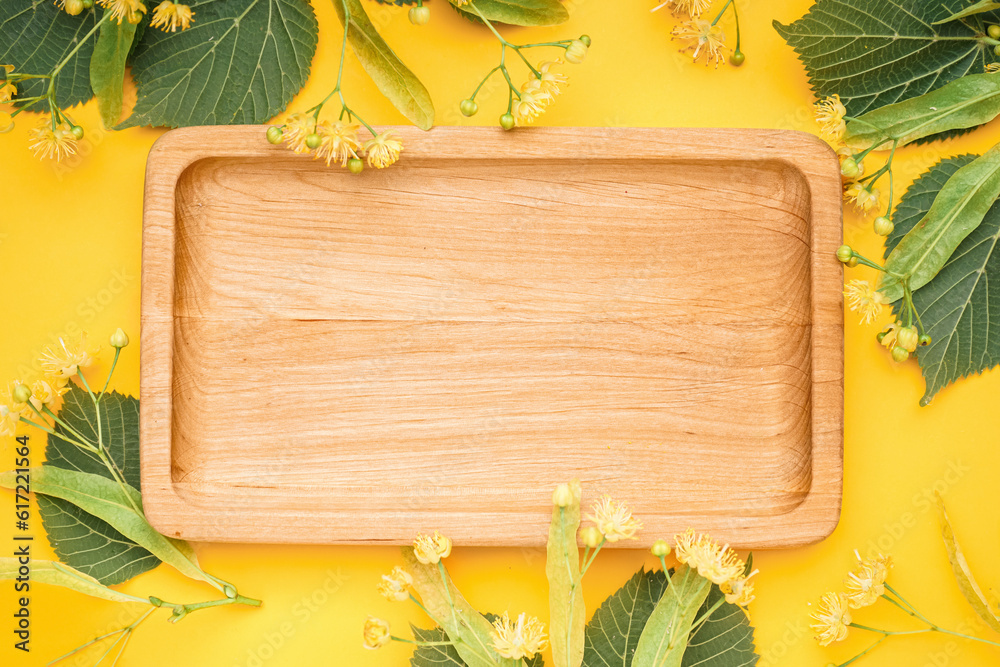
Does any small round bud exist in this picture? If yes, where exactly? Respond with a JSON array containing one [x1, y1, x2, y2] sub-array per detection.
[[499, 113, 516, 131], [266, 126, 283, 144], [994, 44, 1000, 57], [580, 526, 602, 548], [70, 125, 84, 140], [579, 34, 592, 47], [846, 256, 859, 268], [305, 133, 322, 150], [149, 596, 164, 606], [836, 245, 854, 264], [840, 157, 860, 179], [919, 334, 932, 347], [109, 327, 129, 349], [552, 483, 574, 507], [348, 158, 364, 175], [82, 0, 94, 7], [651, 539, 671, 557], [730, 51, 745, 66], [565, 39, 589, 64], [896, 325, 919, 352], [12, 383, 31, 405], [223, 584, 238, 599], [990, 25, 1000, 39], [409, 5, 430, 25], [63, 0, 84, 15], [873, 216, 894, 236], [891, 345, 910, 363], [460, 99, 479, 117], [876, 331, 887, 343]]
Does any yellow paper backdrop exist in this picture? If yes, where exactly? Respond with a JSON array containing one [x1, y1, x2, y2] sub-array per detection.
[[3, 0, 1000, 665]]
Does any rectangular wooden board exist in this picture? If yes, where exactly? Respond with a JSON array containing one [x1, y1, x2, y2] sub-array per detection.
[[141, 126, 843, 548]]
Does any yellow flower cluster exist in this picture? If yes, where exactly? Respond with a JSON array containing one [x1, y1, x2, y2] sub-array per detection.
[[814, 95, 887, 217], [28, 116, 80, 162], [674, 530, 743, 584], [843, 279, 886, 326], [815, 94, 847, 142], [513, 61, 567, 126], [413, 531, 452, 564], [270, 113, 402, 172], [362, 616, 391, 649], [490, 612, 548, 660], [0, 333, 99, 437], [150, 1, 195, 32], [98, 0, 147, 25], [586, 495, 643, 542], [377, 566, 413, 602], [1, 65, 16, 104], [810, 553, 892, 646], [672, 20, 728, 66]]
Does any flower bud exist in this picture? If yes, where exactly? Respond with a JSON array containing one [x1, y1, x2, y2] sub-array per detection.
[[651, 539, 671, 557], [991, 25, 1000, 39], [565, 39, 589, 64], [846, 256, 859, 267], [836, 245, 854, 264], [580, 526, 602, 548], [409, 5, 430, 25], [552, 483, 573, 507], [70, 125, 84, 140], [840, 157, 860, 179], [266, 126, 283, 144], [499, 113, 515, 131], [919, 334, 932, 347], [994, 44, 1000, 57], [876, 331, 887, 343], [63, 0, 84, 15], [82, 0, 94, 7], [579, 34, 592, 47], [348, 158, 364, 174], [730, 51, 745, 66], [460, 99, 479, 117], [12, 383, 31, 405], [891, 345, 910, 363], [873, 216, 894, 236], [109, 328, 129, 349], [896, 326, 919, 352], [305, 133, 322, 150]]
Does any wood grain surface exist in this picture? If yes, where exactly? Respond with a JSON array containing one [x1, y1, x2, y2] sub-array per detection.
[[140, 126, 843, 547]]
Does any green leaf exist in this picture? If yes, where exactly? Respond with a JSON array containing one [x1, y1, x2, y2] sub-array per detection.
[[845, 73, 1000, 149], [583, 568, 668, 667], [879, 142, 1000, 302], [884, 155, 1000, 404], [36, 494, 159, 585], [682, 585, 758, 667], [0, 0, 99, 110], [935, 493, 1000, 632], [90, 18, 137, 128], [410, 616, 543, 667], [401, 547, 504, 667], [0, 467, 209, 587], [0, 557, 149, 604], [632, 566, 712, 667], [119, 0, 318, 128], [457, 0, 569, 27], [935, 0, 1000, 24], [45, 385, 141, 490], [547, 480, 584, 667], [333, 0, 434, 130], [774, 0, 1000, 121]]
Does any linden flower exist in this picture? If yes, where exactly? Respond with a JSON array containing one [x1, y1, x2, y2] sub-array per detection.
[[491, 612, 548, 660], [531, 61, 567, 98], [651, 0, 713, 17], [0, 402, 18, 437], [845, 182, 880, 212], [98, 0, 148, 25], [587, 495, 642, 542], [377, 566, 413, 602], [815, 95, 847, 141], [879, 323, 899, 349], [281, 113, 317, 155], [721, 569, 758, 608], [150, 1, 195, 32], [513, 86, 553, 126], [988, 63, 1000, 73], [672, 20, 728, 66], [4, 383, 28, 419], [845, 552, 892, 609], [39, 333, 98, 379], [844, 280, 886, 325], [28, 118, 79, 162], [362, 616, 391, 650], [811, 592, 852, 646], [364, 130, 403, 169], [673, 529, 746, 585], [28, 379, 58, 414], [1, 65, 16, 104], [836, 145, 864, 180], [413, 531, 452, 564], [315, 121, 362, 167]]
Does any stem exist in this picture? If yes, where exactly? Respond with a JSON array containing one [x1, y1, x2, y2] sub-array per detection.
[[850, 623, 931, 636], [470, 65, 502, 100], [471, 3, 540, 77], [710, 0, 736, 26], [42, 405, 95, 447], [98, 348, 121, 401], [837, 635, 888, 666], [690, 597, 726, 632], [19, 415, 98, 453], [47, 608, 155, 666], [391, 636, 456, 646], [152, 593, 262, 622], [580, 537, 606, 576]]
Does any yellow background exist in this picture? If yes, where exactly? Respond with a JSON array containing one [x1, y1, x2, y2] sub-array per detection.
[[3, 0, 1000, 664]]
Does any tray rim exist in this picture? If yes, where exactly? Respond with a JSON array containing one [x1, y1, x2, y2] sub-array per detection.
[[140, 125, 844, 548]]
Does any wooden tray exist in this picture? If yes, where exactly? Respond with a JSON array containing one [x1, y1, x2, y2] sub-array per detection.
[[140, 126, 843, 548]]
